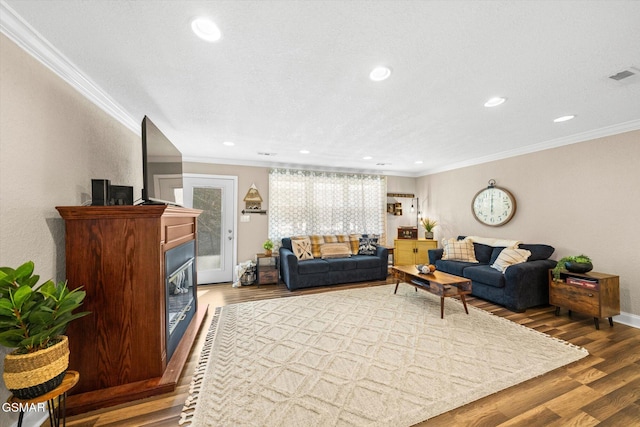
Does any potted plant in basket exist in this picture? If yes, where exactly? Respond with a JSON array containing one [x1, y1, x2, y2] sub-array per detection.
[[263, 239, 274, 256], [0, 261, 90, 399], [420, 218, 438, 239], [552, 254, 593, 280]]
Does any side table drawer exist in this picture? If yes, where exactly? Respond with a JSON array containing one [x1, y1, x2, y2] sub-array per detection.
[[259, 269, 279, 284], [550, 281, 599, 315]]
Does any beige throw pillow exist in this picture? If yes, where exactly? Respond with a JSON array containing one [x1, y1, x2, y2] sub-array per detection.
[[291, 237, 313, 260], [320, 242, 352, 259], [441, 238, 478, 263], [491, 248, 531, 272]]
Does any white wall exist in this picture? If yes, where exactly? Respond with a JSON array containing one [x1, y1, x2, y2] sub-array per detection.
[[416, 130, 640, 321], [0, 34, 141, 426]]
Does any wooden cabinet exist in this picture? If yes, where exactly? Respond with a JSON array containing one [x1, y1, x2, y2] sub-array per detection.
[[56, 205, 206, 414], [256, 253, 279, 285], [549, 269, 620, 330], [394, 239, 437, 265]]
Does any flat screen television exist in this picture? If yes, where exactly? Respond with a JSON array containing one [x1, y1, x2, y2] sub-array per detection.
[[141, 116, 184, 205]]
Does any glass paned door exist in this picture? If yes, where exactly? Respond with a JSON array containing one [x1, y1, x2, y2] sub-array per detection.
[[183, 175, 236, 284]]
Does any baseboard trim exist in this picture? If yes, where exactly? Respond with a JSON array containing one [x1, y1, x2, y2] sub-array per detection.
[[614, 311, 640, 329]]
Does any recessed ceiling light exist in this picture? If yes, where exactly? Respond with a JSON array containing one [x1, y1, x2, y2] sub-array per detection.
[[369, 66, 391, 81], [363, 156, 373, 160], [191, 17, 222, 42], [223, 141, 234, 146], [484, 97, 507, 107], [553, 115, 575, 123], [300, 150, 310, 154]]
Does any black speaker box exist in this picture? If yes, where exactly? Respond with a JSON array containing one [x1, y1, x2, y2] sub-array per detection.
[[91, 179, 111, 206], [109, 185, 134, 205]]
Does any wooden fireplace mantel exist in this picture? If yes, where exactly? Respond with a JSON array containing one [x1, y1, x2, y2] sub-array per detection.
[[56, 205, 207, 415]]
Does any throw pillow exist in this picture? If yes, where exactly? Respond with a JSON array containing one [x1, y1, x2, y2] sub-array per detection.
[[309, 235, 325, 258], [489, 247, 507, 265], [358, 237, 378, 255], [491, 248, 532, 272], [518, 244, 555, 261], [291, 237, 313, 260], [320, 242, 352, 259], [441, 238, 478, 263], [348, 234, 361, 255], [322, 235, 338, 243]]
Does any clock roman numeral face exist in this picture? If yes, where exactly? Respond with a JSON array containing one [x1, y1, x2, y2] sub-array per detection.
[[471, 187, 516, 226]]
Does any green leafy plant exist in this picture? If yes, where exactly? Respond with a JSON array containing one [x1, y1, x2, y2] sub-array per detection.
[[552, 254, 592, 280], [0, 261, 90, 354], [420, 218, 438, 232], [263, 239, 274, 251]]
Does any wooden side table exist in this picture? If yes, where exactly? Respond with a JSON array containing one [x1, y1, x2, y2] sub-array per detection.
[[9, 370, 79, 427], [549, 270, 620, 330], [256, 253, 279, 286]]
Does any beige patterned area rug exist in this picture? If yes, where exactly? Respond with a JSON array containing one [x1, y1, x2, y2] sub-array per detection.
[[179, 284, 587, 426]]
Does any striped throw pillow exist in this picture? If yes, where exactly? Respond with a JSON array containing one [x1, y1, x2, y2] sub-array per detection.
[[491, 248, 531, 272], [309, 235, 325, 258]]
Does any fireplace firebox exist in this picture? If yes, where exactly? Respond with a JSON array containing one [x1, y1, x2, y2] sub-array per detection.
[[165, 240, 197, 361]]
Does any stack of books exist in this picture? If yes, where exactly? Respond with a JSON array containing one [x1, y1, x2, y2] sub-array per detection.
[[566, 276, 598, 289]]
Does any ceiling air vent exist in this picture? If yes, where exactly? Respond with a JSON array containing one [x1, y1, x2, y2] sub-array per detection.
[[257, 152, 277, 156], [608, 66, 639, 82]]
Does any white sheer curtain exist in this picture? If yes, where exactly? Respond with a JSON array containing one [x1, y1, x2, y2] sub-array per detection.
[[268, 169, 387, 245]]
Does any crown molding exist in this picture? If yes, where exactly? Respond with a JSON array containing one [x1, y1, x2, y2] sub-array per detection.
[[183, 155, 418, 177], [420, 119, 640, 176], [0, 1, 139, 134]]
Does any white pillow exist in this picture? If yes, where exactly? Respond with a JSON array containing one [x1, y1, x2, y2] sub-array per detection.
[[491, 248, 531, 272]]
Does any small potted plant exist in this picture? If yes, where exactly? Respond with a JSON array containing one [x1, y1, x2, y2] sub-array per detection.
[[552, 254, 593, 280], [263, 239, 274, 256], [0, 261, 90, 399], [420, 218, 438, 239]]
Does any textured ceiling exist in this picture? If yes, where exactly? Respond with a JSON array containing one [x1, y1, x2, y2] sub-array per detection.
[[2, 0, 640, 176]]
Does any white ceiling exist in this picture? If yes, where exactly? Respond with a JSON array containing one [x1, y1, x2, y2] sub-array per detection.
[[2, 0, 640, 176]]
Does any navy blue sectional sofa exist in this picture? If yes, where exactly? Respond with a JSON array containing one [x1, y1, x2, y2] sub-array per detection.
[[279, 237, 388, 290], [428, 237, 557, 312]]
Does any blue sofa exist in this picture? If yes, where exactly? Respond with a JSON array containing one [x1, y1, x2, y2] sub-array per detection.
[[428, 237, 556, 312], [279, 237, 388, 290]]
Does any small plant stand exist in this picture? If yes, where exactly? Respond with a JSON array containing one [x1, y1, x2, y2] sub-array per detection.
[[9, 370, 79, 427]]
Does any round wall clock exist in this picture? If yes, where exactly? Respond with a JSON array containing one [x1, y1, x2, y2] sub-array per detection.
[[471, 180, 517, 226]]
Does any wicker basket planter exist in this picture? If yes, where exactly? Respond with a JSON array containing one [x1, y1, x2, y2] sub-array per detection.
[[3, 335, 69, 399]]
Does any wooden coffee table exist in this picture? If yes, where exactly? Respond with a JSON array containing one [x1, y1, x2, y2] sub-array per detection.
[[392, 265, 472, 318]]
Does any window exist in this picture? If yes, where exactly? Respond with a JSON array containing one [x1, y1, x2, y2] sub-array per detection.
[[268, 169, 387, 245]]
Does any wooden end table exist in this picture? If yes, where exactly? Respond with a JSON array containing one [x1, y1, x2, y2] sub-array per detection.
[[392, 265, 472, 318], [9, 370, 79, 427]]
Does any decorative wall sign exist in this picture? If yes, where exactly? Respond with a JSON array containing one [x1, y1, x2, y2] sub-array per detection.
[[243, 183, 266, 214]]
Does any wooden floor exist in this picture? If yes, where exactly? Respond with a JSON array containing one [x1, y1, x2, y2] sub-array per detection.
[[61, 278, 640, 427]]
